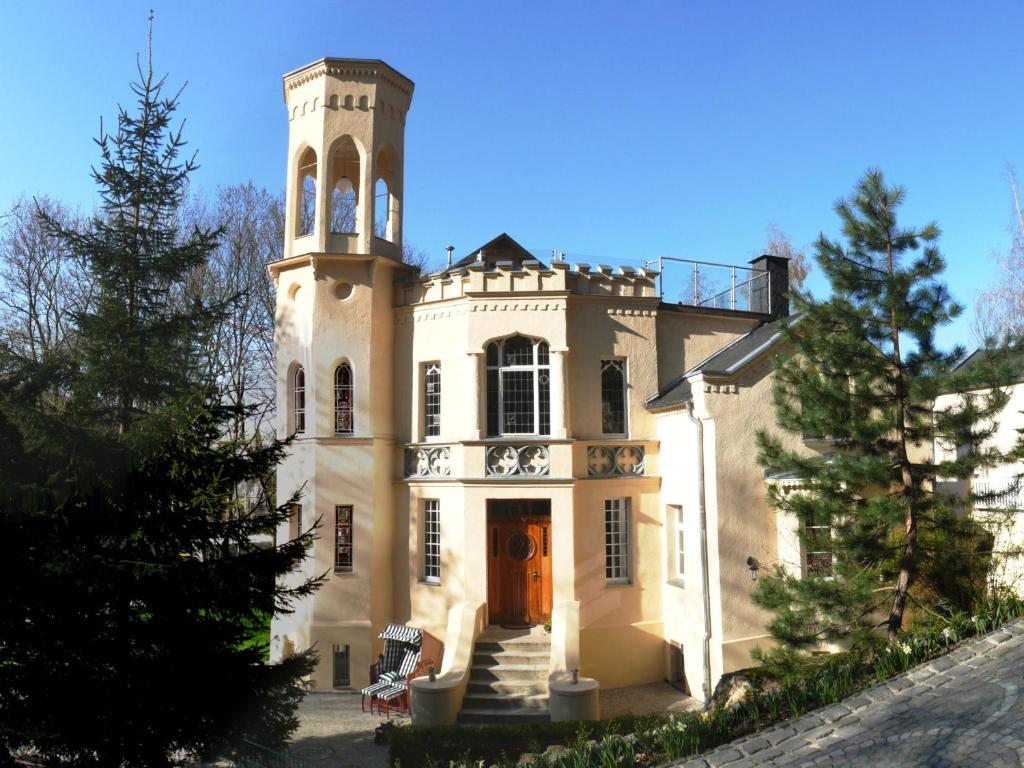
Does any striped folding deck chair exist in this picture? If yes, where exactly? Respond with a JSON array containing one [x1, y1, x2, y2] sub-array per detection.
[[377, 646, 422, 718], [361, 624, 424, 713]]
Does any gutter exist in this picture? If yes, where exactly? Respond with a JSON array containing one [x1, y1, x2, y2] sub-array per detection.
[[685, 399, 713, 708]]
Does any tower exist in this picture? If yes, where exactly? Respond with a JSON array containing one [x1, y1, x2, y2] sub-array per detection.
[[270, 59, 414, 689]]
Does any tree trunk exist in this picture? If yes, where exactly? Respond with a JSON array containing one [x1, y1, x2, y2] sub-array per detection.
[[884, 218, 918, 640]]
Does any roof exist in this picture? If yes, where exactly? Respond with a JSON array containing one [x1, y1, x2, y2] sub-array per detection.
[[645, 314, 795, 411], [450, 233, 546, 270], [944, 346, 1024, 391]]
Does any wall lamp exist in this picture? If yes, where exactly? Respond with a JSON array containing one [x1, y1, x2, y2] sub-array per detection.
[[746, 556, 760, 582]]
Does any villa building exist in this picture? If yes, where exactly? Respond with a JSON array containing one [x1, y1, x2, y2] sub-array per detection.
[[268, 57, 815, 722]]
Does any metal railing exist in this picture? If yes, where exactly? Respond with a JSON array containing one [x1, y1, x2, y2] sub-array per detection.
[[643, 256, 769, 312], [973, 478, 1024, 511]]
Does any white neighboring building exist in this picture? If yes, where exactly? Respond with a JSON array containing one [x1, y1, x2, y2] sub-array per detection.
[[935, 350, 1024, 595]]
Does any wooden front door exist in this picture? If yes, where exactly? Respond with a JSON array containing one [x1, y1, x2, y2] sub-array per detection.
[[487, 500, 552, 626]]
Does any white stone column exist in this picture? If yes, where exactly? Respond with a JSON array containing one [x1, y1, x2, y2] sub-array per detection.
[[550, 349, 568, 439], [467, 351, 483, 440]]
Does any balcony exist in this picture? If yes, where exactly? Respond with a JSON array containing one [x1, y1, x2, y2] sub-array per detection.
[[400, 440, 655, 481], [644, 256, 771, 313]]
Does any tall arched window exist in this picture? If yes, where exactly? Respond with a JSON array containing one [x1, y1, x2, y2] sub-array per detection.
[[331, 178, 357, 234], [334, 363, 354, 435], [486, 336, 550, 436], [297, 147, 317, 237], [330, 136, 360, 234], [292, 366, 306, 434], [374, 177, 390, 239], [601, 359, 627, 435]]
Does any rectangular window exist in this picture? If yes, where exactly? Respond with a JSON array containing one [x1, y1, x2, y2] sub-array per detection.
[[288, 503, 302, 542], [604, 498, 631, 584], [422, 499, 441, 584], [804, 511, 833, 576], [502, 369, 535, 433], [335, 505, 353, 573], [333, 644, 350, 688], [601, 359, 627, 435], [667, 505, 684, 583], [424, 363, 441, 439]]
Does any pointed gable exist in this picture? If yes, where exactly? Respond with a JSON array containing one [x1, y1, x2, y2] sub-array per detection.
[[450, 233, 546, 270]]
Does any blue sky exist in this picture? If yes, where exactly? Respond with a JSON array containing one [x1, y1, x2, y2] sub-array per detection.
[[2, 1, 1022, 350]]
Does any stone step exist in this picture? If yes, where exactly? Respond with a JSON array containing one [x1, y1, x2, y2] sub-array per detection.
[[474, 640, 551, 655], [457, 707, 551, 725], [461, 692, 549, 712], [470, 664, 549, 683], [473, 651, 550, 667], [466, 684, 548, 700]]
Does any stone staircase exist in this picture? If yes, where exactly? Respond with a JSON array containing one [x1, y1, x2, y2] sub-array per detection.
[[458, 625, 551, 724]]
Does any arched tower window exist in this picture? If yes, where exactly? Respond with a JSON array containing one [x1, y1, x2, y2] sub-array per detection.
[[485, 336, 550, 436], [292, 365, 306, 434], [297, 147, 318, 237], [374, 147, 398, 242], [334, 363, 354, 435], [374, 177, 390, 240], [330, 136, 360, 234]]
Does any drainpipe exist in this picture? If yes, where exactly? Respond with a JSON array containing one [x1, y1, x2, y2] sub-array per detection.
[[685, 399, 713, 708]]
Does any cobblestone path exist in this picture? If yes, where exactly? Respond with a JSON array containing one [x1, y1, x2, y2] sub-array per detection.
[[677, 619, 1024, 767]]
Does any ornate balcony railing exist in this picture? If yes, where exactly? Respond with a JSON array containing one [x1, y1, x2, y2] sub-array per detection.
[[405, 446, 452, 478], [485, 444, 550, 477], [587, 445, 645, 477]]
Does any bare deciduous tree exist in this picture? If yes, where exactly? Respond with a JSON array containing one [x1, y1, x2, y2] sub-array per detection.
[[183, 183, 283, 441], [0, 195, 94, 361], [973, 166, 1024, 343], [763, 224, 811, 294]]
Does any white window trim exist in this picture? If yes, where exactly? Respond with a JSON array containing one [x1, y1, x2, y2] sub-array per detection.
[[604, 498, 632, 585], [667, 504, 685, 588], [423, 362, 442, 441], [420, 498, 441, 585], [600, 358, 629, 437], [292, 365, 306, 435]]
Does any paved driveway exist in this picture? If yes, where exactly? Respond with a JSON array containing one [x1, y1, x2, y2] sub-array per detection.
[[677, 619, 1024, 767]]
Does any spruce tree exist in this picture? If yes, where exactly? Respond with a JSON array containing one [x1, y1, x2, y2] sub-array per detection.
[[0, 30, 320, 766], [754, 170, 1019, 651]]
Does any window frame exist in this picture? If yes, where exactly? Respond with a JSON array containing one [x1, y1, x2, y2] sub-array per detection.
[[600, 358, 629, 436], [334, 504, 354, 573], [421, 498, 441, 585], [423, 362, 442, 440], [604, 498, 632, 585], [334, 363, 354, 436], [485, 336, 551, 437], [803, 513, 834, 577], [667, 504, 685, 587], [292, 365, 306, 435]]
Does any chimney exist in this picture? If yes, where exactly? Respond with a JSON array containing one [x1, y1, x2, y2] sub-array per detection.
[[749, 254, 790, 319]]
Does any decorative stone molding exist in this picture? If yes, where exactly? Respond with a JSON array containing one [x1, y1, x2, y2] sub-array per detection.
[[485, 444, 550, 477], [587, 445, 645, 477], [405, 446, 451, 478]]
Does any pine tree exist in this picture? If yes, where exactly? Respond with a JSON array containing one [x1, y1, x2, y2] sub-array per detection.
[[0, 26, 320, 766], [754, 170, 1019, 652]]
